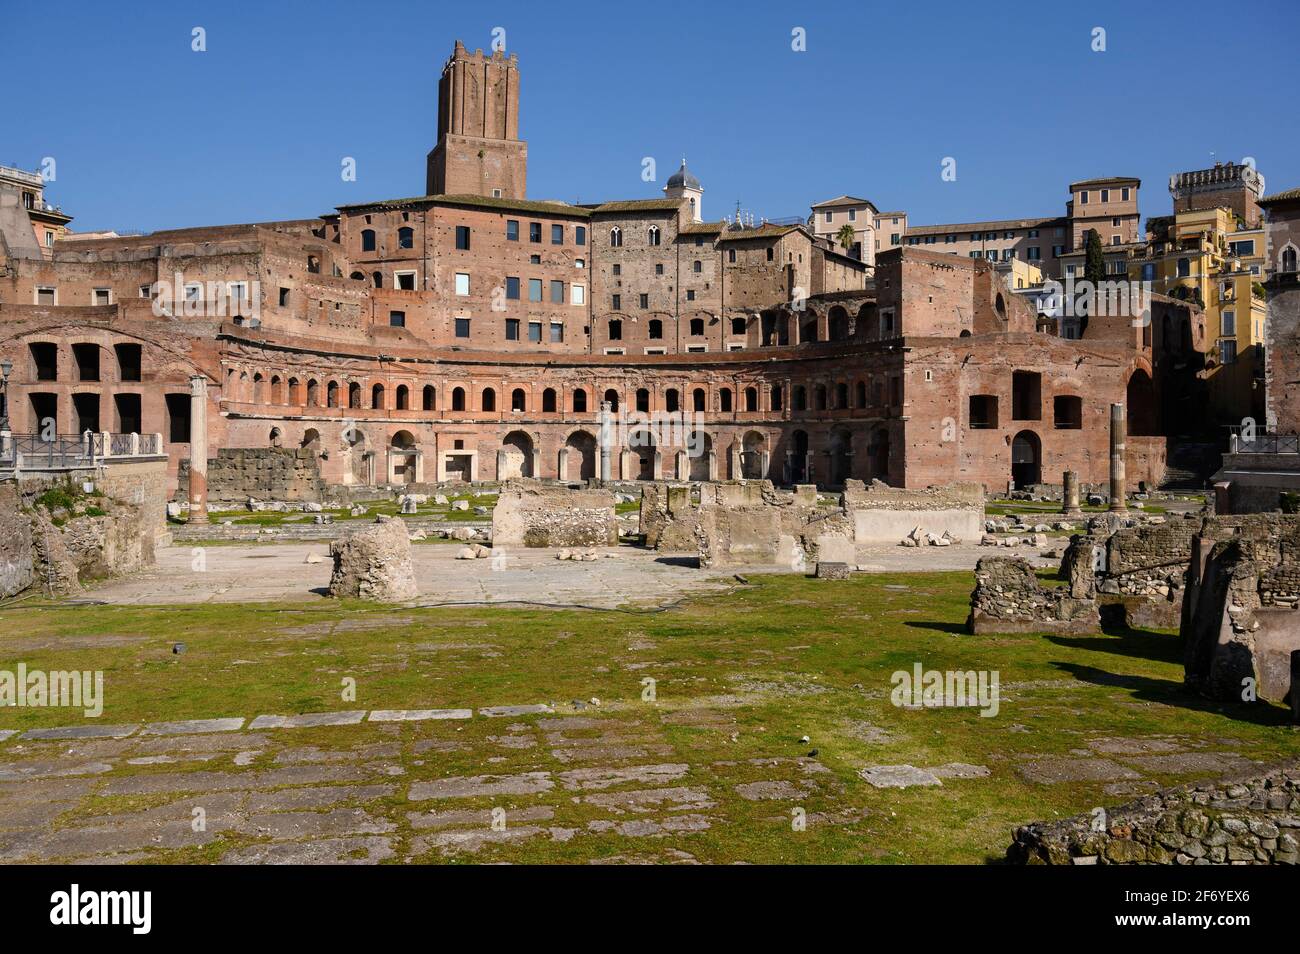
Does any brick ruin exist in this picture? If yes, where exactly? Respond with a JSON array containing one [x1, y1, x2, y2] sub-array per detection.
[[490, 480, 617, 548], [1008, 761, 1300, 865], [968, 556, 1099, 634], [1182, 513, 1300, 709], [176, 447, 327, 505], [0, 42, 1204, 515]]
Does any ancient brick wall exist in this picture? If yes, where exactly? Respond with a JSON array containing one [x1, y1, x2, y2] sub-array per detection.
[[1008, 762, 1300, 864], [177, 447, 326, 504], [490, 481, 617, 547], [968, 556, 1099, 634]]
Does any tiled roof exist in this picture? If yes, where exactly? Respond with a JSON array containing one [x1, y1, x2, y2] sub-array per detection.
[[905, 216, 1062, 236], [1259, 187, 1300, 206], [811, 194, 877, 210], [587, 198, 686, 213], [717, 223, 802, 241], [1070, 176, 1141, 189], [679, 220, 726, 234], [336, 193, 592, 217]]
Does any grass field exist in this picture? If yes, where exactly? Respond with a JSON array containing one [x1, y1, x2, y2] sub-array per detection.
[[1, 567, 1295, 864]]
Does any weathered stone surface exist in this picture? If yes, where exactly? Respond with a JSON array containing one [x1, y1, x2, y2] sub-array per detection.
[[249, 711, 367, 730], [20, 724, 138, 741], [327, 517, 418, 602], [491, 481, 617, 548], [858, 764, 943, 789], [1009, 761, 1300, 865], [968, 556, 1099, 634], [140, 718, 245, 736], [367, 708, 472, 722]]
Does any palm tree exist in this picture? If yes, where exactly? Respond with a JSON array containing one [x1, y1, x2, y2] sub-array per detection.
[[836, 223, 856, 254]]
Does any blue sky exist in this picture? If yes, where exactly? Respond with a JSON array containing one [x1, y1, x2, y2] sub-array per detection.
[[6, 0, 1297, 234]]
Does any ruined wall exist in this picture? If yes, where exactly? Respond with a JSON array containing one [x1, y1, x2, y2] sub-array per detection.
[[1063, 515, 1200, 628], [968, 556, 1099, 634], [842, 478, 983, 543], [1182, 513, 1300, 707], [1008, 761, 1300, 865], [177, 447, 326, 504], [490, 481, 617, 547], [0, 482, 35, 598]]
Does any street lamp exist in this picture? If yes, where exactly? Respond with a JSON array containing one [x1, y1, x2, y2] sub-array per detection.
[[0, 358, 12, 432]]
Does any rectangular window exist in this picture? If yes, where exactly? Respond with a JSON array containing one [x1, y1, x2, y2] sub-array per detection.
[[848, 209, 856, 221], [1079, 190, 1089, 204], [396, 271, 417, 290], [575, 258, 585, 269], [505, 318, 519, 340], [1101, 189, 1110, 202], [639, 293, 649, 309], [550, 280, 564, 304], [1230, 240, 1256, 256], [549, 323, 563, 343], [455, 226, 471, 250], [1052, 245, 1064, 258], [278, 287, 290, 306], [528, 321, 542, 343], [1122, 187, 1131, 201], [611, 294, 621, 311], [686, 289, 696, 301], [528, 278, 543, 302], [93, 288, 111, 306], [571, 284, 585, 305], [824, 211, 832, 223], [454, 317, 470, 338], [551, 224, 564, 245], [454, 272, 470, 296], [529, 222, 542, 243], [506, 220, 519, 241], [36, 286, 56, 305], [184, 282, 202, 303], [728, 249, 736, 263], [1027, 246, 1041, 261], [389, 310, 406, 327], [1222, 310, 1236, 336], [506, 276, 520, 299], [1219, 338, 1237, 364], [1027, 229, 1039, 238], [45, 231, 54, 248], [575, 226, 586, 246], [1111, 235, 1121, 246], [140, 284, 153, 299]]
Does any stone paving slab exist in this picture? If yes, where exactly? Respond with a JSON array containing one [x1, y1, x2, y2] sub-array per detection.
[[367, 708, 472, 723], [859, 765, 943, 789], [479, 704, 554, 718], [408, 771, 555, 800], [19, 724, 138, 741], [0, 730, 16, 743], [249, 711, 367, 730], [141, 718, 246, 736]]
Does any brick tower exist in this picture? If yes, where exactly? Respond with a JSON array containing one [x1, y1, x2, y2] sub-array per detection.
[[426, 41, 527, 199]]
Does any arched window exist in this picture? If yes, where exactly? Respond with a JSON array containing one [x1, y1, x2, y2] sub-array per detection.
[[719, 388, 733, 412], [665, 388, 680, 413], [422, 385, 436, 411], [349, 271, 364, 281], [572, 388, 588, 413], [689, 318, 705, 336], [481, 387, 496, 412], [395, 385, 409, 410], [306, 379, 319, 406], [542, 388, 557, 413], [372, 271, 383, 289], [648, 319, 663, 340], [512, 388, 527, 412], [604, 388, 620, 412], [609, 227, 623, 247], [608, 319, 623, 340], [745, 387, 758, 412], [397, 227, 413, 249], [835, 383, 849, 409], [348, 382, 361, 409], [1284, 247, 1298, 273], [371, 383, 385, 409], [793, 386, 807, 411], [647, 225, 660, 246], [361, 229, 376, 252], [327, 381, 339, 408], [693, 260, 702, 273], [692, 388, 706, 412], [636, 388, 650, 412], [452, 387, 466, 412]]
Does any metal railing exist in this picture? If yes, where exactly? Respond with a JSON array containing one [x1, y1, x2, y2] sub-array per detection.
[[1228, 428, 1300, 455], [0, 430, 165, 472]]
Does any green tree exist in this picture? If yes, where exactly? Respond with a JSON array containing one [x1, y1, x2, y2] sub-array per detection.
[[1084, 230, 1107, 286], [836, 223, 857, 254]]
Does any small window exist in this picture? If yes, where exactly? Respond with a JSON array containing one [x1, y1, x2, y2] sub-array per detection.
[[505, 318, 520, 341], [455, 317, 470, 338], [279, 287, 290, 306], [648, 225, 661, 246], [398, 227, 414, 249], [571, 284, 586, 305], [690, 318, 704, 336], [361, 229, 376, 252], [610, 227, 622, 247], [693, 260, 702, 273], [1053, 395, 1082, 429], [529, 278, 543, 302], [396, 271, 417, 291], [728, 249, 736, 263], [506, 276, 520, 299], [529, 222, 542, 243], [731, 316, 745, 336], [92, 288, 111, 306], [454, 273, 470, 296], [455, 226, 471, 250], [550, 280, 564, 304], [551, 224, 564, 245], [639, 293, 649, 309], [608, 319, 623, 340], [575, 226, 586, 246], [648, 319, 663, 340], [611, 294, 621, 311], [528, 322, 542, 343], [549, 323, 564, 343], [389, 310, 406, 327], [506, 220, 519, 241]]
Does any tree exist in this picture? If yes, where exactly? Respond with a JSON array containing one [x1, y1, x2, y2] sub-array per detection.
[[1084, 230, 1107, 286], [836, 223, 856, 254]]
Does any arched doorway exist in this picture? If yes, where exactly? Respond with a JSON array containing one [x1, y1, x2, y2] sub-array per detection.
[[1011, 430, 1041, 488], [789, 430, 809, 483], [390, 430, 418, 484], [500, 431, 534, 479], [829, 427, 853, 484], [689, 431, 713, 481], [741, 431, 766, 479], [867, 427, 890, 481], [1126, 369, 1157, 436], [628, 429, 656, 480], [565, 431, 597, 480]]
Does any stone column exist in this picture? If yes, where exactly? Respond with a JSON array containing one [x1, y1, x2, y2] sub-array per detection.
[[188, 375, 208, 522], [557, 447, 570, 482], [1061, 470, 1082, 516], [729, 443, 742, 479], [675, 449, 688, 480], [1108, 402, 1128, 514], [598, 401, 612, 483]]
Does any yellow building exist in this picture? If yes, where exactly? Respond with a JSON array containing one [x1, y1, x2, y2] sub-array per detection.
[[1129, 206, 1266, 425]]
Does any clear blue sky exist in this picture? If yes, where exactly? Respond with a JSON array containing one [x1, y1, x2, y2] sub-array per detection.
[[6, 0, 1297, 234]]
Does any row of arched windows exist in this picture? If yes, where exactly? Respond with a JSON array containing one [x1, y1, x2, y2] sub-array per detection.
[[608, 225, 661, 248]]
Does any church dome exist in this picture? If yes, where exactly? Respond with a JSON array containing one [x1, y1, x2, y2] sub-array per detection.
[[666, 160, 700, 191]]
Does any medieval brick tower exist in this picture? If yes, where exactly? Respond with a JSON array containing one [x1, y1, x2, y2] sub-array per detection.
[[426, 40, 528, 199]]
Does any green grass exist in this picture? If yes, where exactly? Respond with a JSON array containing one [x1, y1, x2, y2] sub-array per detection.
[[1, 571, 1295, 864]]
